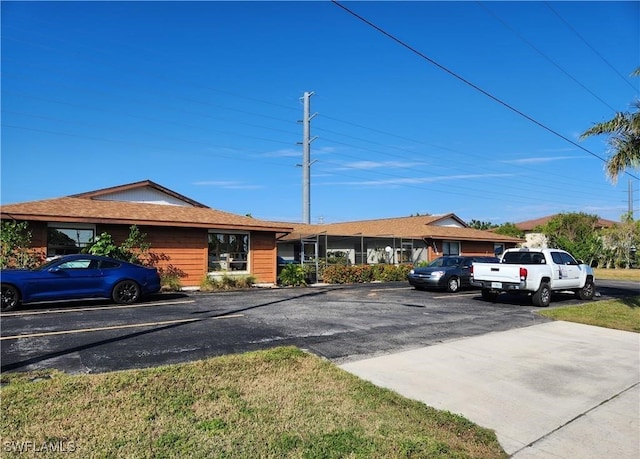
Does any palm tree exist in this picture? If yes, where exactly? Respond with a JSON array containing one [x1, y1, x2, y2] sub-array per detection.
[[580, 68, 640, 183]]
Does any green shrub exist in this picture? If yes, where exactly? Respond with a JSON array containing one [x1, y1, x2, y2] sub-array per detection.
[[0, 221, 44, 269], [236, 275, 256, 289], [200, 274, 255, 291], [373, 264, 412, 281], [85, 226, 151, 265], [278, 264, 307, 286], [158, 264, 187, 291], [322, 264, 411, 284], [200, 275, 221, 292]]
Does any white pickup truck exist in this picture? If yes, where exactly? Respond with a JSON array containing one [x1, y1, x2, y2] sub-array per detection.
[[470, 248, 596, 307]]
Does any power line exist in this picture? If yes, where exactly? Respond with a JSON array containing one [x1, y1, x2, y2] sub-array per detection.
[[544, 2, 639, 94], [3, 56, 613, 198], [2, 5, 633, 219], [477, 1, 619, 112], [331, 0, 639, 181]]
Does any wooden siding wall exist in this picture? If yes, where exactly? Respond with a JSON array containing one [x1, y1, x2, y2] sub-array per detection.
[[426, 240, 517, 261], [18, 221, 280, 287], [98, 225, 208, 287], [462, 241, 517, 257], [251, 232, 277, 283], [28, 221, 48, 259]]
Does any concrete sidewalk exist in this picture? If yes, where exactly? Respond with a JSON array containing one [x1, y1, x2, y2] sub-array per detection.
[[340, 321, 640, 458]]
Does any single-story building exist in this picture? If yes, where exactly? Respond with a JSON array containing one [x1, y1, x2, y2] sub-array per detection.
[[515, 215, 617, 233], [1, 180, 523, 287], [277, 214, 523, 268], [0, 180, 293, 287], [514, 214, 617, 248]]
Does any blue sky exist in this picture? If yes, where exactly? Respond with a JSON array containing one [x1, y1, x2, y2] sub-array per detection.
[[2, 1, 638, 225]]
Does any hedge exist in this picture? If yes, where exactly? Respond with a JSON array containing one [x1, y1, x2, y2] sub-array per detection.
[[321, 264, 411, 284]]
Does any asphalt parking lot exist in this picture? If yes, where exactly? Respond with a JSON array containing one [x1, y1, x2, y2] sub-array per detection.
[[2, 279, 637, 375]]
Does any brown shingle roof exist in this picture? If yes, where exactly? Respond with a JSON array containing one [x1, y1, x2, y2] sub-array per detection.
[[280, 214, 522, 243], [515, 214, 617, 232], [1, 197, 293, 233]]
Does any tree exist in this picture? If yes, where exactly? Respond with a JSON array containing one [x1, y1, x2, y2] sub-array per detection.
[[493, 222, 525, 238], [536, 213, 602, 265], [85, 225, 152, 265], [467, 219, 497, 230], [580, 68, 640, 183], [599, 213, 640, 268], [0, 221, 44, 269]]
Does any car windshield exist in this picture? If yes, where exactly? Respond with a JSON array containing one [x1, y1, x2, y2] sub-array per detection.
[[34, 257, 65, 271], [428, 257, 462, 268]]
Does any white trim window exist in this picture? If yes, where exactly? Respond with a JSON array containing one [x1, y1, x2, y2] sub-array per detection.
[[208, 232, 249, 272], [47, 223, 96, 257]]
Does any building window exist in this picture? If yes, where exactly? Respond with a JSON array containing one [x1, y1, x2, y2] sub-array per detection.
[[208, 232, 249, 272], [47, 225, 95, 257], [442, 241, 460, 256]]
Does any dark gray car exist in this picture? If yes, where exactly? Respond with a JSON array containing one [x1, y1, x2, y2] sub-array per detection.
[[408, 256, 499, 293]]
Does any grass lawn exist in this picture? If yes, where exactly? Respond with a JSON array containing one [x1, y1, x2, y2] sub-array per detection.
[[0, 347, 506, 458], [539, 296, 640, 333], [593, 268, 640, 282], [538, 269, 640, 333]]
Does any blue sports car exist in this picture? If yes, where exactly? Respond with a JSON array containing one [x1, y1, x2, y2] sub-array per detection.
[[1, 254, 161, 311]]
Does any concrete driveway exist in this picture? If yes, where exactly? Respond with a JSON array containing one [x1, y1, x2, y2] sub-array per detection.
[[340, 321, 640, 458]]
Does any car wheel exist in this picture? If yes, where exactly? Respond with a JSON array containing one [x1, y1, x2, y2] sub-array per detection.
[[1, 284, 21, 312], [481, 288, 499, 302], [112, 280, 141, 304], [446, 277, 460, 293], [532, 282, 551, 307], [576, 279, 595, 300]]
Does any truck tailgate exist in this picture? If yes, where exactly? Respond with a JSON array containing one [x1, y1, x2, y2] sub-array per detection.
[[472, 263, 522, 283]]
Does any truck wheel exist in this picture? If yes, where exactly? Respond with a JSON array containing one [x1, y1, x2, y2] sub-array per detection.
[[481, 289, 499, 302], [446, 277, 460, 293], [576, 280, 595, 300], [532, 282, 551, 307]]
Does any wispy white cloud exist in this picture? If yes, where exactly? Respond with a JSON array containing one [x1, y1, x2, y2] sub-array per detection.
[[261, 148, 300, 158], [261, 146, 336, 158], [321, 173, 514, 187], [501, 156, 578, 165], [337, 160, 429, 170], [540, 147, 576, 153], [193, 180, 263, 190]]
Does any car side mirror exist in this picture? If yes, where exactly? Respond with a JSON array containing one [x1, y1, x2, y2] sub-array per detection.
[[49, 266, 62, 273]]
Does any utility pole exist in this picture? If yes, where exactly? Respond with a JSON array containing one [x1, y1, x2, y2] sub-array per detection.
[[629, 179, 634, 219], [299, 91, 318, 224]]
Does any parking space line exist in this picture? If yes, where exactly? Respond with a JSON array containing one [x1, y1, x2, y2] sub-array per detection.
[[433, 292, 478, 299], [370, 287, 412, 292], [0, 300, 195, 317], [0, 313, 244, 341]]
